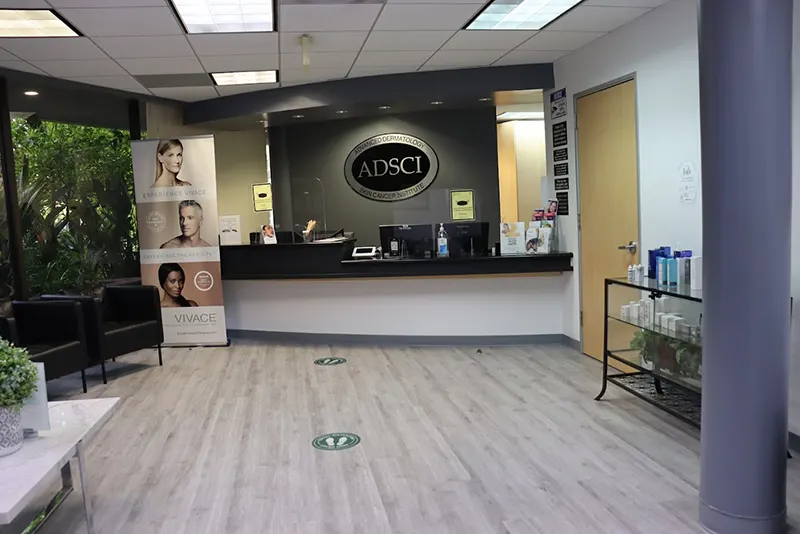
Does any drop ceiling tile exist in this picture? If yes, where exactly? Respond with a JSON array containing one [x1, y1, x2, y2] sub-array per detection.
[[119, 56, 204, 75], [493, 50, 569, 65], [281, 52, 357, 70], [216, 83, 279, 96], [94, 36, 193, 59], [348, 66, 418, 77], [0, 60, 47, 75], [280, 32, 368, 53], [0, 37, 107, 61], [150, 86, 220, 102], [188, 33, 279, 56], [280, 66, 347, 83], [50, 0, 166, 6], [59, 7, 183, 37], [545, 6, 651, 32], [352, 50, 433, 68], [417, 64, 471, 71], [362, 31, 454, 51], [374, 4, 482, 31], [582, 0, 668, 6], [280, 5, 382, 32], [199, 55, 279, 72], [441, 30, 537, 50], [0, 0, 49, 6], [518, 30, 606, 51], [32, 58, 127, 77], [424, 50, 506, 67], [387, 0, 485, 3], [68, 75, 150, 94]]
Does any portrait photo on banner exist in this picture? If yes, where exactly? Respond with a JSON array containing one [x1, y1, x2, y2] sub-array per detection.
[[132, 136, 217, 203], [137, 199, 219, 251], [141, 261, 224, 309]]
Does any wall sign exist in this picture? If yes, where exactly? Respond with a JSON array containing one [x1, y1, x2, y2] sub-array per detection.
[[554, 163, 569, 177], [450, 189, 475, 221], [556, 192, 569, 215], [554, 178, 569, 191], [344, 133, 439, 202], [550, 88, 567, 120], [552, 122, 568, 147], [252, 183, 272, 212], [553, 148, 568, 162]]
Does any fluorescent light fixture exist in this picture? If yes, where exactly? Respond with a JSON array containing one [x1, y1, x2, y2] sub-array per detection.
[[211, 70, 277, 86], [171, 0, 274, 33], [336, 110, 347, 114], [292, 114, 304, 119], [467, 0, 581, 30], [497, 111, 545, 122], [479, 97, 492, 102], [378, 105, 391, 110], [0, 10, 78, 37], [430, 101, 444, 105], [24, 91, 38, 96]]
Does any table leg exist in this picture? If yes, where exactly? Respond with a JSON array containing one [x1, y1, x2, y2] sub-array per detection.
[[18, 464, 74, 534], [75, 440, 94, 534]]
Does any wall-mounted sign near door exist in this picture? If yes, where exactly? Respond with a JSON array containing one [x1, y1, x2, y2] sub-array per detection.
[[554, 163, 569, 177], [552, 122, 568, 148], [553, 148, 568, 162], [344, 133, 439, 202], [554, 178, 569, 191], [556, 191, 569, 215]]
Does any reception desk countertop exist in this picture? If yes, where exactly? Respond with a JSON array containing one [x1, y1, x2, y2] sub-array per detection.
[[221, 240, 572, 280]]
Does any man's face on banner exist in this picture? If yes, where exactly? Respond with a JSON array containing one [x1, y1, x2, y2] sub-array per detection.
[[179, 205, 203, 238]]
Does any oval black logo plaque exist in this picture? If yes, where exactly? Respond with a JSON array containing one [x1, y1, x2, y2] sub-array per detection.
[[344, 133, 439, 202]]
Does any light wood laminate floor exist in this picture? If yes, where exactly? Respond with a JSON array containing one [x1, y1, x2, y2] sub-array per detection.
[[5, 342, 800, 533]]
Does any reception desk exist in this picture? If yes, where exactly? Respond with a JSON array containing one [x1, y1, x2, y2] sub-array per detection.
[[221, 242, 575, 344]]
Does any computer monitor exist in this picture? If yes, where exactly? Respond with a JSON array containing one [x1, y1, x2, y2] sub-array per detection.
[[443, 222, 490, 258], [379, 224, 435, 259], [276, 230, 304, 244]]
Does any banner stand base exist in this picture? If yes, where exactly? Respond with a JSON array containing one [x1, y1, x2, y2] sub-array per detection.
[[161, 338, 231, 349]]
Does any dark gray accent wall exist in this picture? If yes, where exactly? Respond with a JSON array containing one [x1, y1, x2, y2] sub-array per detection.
[[269, 107, 500, 246]]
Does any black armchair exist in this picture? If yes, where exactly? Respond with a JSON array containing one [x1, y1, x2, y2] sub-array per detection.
[[2, 300, 91, 392], [43, 285, 164, 384]]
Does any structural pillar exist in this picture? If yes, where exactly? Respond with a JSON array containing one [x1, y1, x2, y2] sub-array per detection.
[[0, 77, 26, 300], [699, 1, 792, 533], [128, 99, 142, 141]]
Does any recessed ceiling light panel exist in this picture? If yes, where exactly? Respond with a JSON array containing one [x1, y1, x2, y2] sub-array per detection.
[[171, 0, 275, 33], [24, 90, 38, 96], [0, 10, 79, 37], [467, 0, 581, 30], [211, 70, 277, 86], [497, 111, 545, 122]]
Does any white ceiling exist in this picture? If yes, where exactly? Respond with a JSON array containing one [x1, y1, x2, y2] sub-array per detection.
[[0, 0, 669, 102]]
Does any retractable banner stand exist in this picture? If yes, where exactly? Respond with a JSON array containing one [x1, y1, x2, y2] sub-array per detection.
[[131, 135, 228, 346]]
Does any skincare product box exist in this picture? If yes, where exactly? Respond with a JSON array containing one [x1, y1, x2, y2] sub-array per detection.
[[621, 305, 631, 321], [690, 256, 703, 290], [677, 257, 691, 290], [500, 222, 526, 256], [630, 302, 641, 323], [672, 317, 686, 333], [656, 257, 666, 286], [654, 312, 664, 328]]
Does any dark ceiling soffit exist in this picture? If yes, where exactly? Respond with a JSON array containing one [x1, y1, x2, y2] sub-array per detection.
[[183, 63, 554, 125]]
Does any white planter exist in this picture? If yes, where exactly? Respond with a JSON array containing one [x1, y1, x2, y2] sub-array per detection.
[[0, 406, 22, 457]]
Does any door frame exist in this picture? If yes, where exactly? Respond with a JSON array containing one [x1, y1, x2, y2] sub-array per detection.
[[573, 73, 643, 355]]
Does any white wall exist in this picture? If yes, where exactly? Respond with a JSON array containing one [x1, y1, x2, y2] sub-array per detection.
[[545, 0, 702, 341], [224, 276, 568, 337]]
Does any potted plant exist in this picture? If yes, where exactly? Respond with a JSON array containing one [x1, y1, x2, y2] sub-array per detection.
[[0, 339, 38, 457]]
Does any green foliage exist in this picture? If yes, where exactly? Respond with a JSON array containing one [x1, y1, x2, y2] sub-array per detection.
[[0, 119, 138, 298], [630, 329, 702, 380], [0, 339, 37, 409]]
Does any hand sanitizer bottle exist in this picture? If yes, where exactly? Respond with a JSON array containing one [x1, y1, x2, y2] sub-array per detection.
[[437, 223, 449, 258], [627, 264, 634, 282]]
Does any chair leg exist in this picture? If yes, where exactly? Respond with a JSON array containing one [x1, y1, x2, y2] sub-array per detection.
[[158, 344, 163, 366], [81, 370, 87, 393], [101, 361, 107, 384]]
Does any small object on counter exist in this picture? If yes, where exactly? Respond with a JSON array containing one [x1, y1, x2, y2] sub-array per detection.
[[667, 258, 678, 287], [630, 302, 641, 324], [389, 237, 399, 257], [621, 305, 631, 321], [627, 265, 635, 282], [654, 312, 664, 328], [690, 256, 703, 290], [436, 223, 449, 258], [500, 222, 526, 255]]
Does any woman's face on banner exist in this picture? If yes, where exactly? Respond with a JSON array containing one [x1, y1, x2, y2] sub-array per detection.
[[163, 270, 185, 298], [159, 145, 183, 174]]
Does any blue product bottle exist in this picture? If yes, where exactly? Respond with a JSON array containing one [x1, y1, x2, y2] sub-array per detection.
[[656, 257, 666, 286], [667, 258, 678, 287]]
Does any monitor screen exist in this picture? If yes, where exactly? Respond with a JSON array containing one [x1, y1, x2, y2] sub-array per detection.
[[443, 222, 490, 257], [379, 224, 435, 259]]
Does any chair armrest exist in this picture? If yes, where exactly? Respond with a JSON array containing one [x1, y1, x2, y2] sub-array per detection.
[[103, 285, 162, 324], [0, 316, 18, 343], [41, 295, 103, 356], [11, 301, 87, 347]]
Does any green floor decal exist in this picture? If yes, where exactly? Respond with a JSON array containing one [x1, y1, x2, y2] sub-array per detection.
[[312, 432, 361, 451]]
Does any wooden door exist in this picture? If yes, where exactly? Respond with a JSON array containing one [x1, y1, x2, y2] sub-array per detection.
[[577, 80, 640, 361]]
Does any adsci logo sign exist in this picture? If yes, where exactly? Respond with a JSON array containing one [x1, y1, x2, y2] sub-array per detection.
[[344, 133, 439, 202]]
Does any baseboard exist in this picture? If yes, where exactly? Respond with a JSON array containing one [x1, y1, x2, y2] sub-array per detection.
[[562, 335, 580, 351], [228, 329, 578, 347], [789, 432, 800, 454]]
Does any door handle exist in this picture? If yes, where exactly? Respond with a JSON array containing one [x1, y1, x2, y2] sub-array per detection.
[[618, 241, 637, 253]]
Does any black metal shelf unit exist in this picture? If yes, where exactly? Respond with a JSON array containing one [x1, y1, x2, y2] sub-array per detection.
[[596, 277, 703, 428]]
